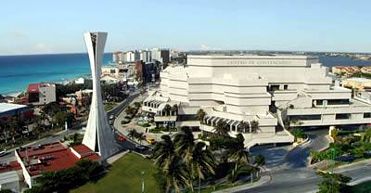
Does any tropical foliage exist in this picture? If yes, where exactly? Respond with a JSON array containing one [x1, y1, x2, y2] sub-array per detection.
[[25, 160, 104, 193], [317, 172, 351, 193]]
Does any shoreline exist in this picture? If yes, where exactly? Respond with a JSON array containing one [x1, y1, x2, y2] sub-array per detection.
[[1, 73, 92, 97]]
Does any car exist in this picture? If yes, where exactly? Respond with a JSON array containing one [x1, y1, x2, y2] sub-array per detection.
[[117, 134, 127, 142], [0, 150, 7, 157], [109, 115, 115, 120], [146, 137, 156, 145]]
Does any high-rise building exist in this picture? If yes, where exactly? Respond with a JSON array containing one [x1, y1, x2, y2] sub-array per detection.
[[82, 32, 118, 160], [139, 50, 152, 63]]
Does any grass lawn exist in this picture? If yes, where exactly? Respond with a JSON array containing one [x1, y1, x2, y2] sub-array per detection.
[[104, 102, 118, 111], [72, 153, 162, 193], [351, 180, 371, 193]]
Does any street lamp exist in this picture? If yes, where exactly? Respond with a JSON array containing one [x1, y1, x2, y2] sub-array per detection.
[[141, 171, 145, 193]]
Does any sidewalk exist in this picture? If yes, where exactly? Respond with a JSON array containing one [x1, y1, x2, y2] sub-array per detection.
[[212, 175, 271, 193]]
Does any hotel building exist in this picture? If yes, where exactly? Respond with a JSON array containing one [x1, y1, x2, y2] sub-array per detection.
[[142, 55, 371, 147]]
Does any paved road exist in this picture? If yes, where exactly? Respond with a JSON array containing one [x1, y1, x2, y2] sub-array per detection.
[[239, 129, 371, 193]]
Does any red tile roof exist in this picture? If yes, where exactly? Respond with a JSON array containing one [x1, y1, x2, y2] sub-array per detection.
[[0, 161, 21, 173], [72, 144, 100, 160], [27, 83, 41, 93], [17, 142, 100, 176]]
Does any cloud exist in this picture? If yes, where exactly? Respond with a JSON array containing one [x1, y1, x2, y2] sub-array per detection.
[[200, 44, 221, 50], [8, 31, 28, 39], [32, 43, 53, 53]]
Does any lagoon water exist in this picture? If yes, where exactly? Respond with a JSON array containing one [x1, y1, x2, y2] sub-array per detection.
[[0, 53, 370, 95]]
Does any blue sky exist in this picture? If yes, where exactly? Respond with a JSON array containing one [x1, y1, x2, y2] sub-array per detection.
[[1, 0, 371, 55]]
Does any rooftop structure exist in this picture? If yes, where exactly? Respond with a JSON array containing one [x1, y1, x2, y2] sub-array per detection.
[[0, 103, 33, 120], [82, 32, 119, 160], [15, 142, 99, 188], [342, 77, 371, 91], [142, 54, 371, 148], [27, 83, 56, 106]]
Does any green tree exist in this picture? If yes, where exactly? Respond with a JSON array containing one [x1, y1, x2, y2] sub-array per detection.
[[250, 120, 259, 133], [127, 129, 137, 140], [214, 120, 229, 137], [191, 142, 216, 193], [163, 104, 172, 116], [317, 172, 351, 193], [254, 154, 266, 167], [196, 109, 206, 122], [291, 128, 306, 141], [135, 132, 146, 145]]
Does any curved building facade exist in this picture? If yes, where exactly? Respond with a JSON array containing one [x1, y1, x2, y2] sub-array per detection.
[[143, 55, 371, 147]]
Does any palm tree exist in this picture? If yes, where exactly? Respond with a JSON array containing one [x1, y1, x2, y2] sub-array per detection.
[[127, 129, 137, 140], [173, 126, 195, 163], [237, 121, 250, 133], [153, 135, 176, 170], [164, 155, 191, 193], [163, 104, 172, 116], [196, 109, 206, 123], [171, 104, 178, 116], [250, 120, 259, 133], [228, 134, 250, 182], [191, 142, 216, 193], [136, 132, 146, 145], [214, 120, 229, 136]]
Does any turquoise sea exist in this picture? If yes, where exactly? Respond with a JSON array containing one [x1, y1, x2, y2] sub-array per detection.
[[0, 53, 370, 95], [0, 53, 112, 95]]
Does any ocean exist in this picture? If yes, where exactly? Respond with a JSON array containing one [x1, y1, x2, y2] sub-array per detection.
[[0, 53, 112, 95], [0, 53, 370, 95]]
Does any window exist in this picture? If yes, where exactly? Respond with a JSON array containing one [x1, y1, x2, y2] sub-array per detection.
[[364, 113, 371, 118], [316, 100, 324, 105], [269, 85, 280, 91], [327, 99, 349, 105], [289, 114, 321, 121], [336, 113, 351, 120], [284, 85, 288, 90]]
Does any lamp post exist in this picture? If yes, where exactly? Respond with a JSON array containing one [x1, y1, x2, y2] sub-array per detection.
[[141, 171, 145, 193]]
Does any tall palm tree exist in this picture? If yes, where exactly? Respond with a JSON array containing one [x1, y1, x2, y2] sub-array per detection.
[[214, 120, 229, 136], [164, 155, 191, 193], [153, 135, 176, 170], [127, 129, 137, 140], [196, 109, 206, 123], [174, 126, 195, 163], [163, 104, 172, 116], [191, 142, 216, 193], [136, 132, 146, 145], [250, 120, 259, 133], [228, 134, 250, 182], [171, 104, 178, 116], [237, 121, 250, 133]]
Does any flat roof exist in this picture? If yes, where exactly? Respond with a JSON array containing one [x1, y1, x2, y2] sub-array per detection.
[[17, 142, 100, 176], [0, 103, 28, 114]]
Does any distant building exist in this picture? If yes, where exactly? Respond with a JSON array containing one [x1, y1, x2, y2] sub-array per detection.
[[342, 77, 371, 91], [27, 83, 56, 106], [113, 51, 124, 64], [0, 103, 33, 121], [139, 50, 152, 63], [15, 142, 100, 188], [125, 51, 140, 62], [74, 77, 86, 85], [151, 48, 170, 67], [331, 66, 361, 77]]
